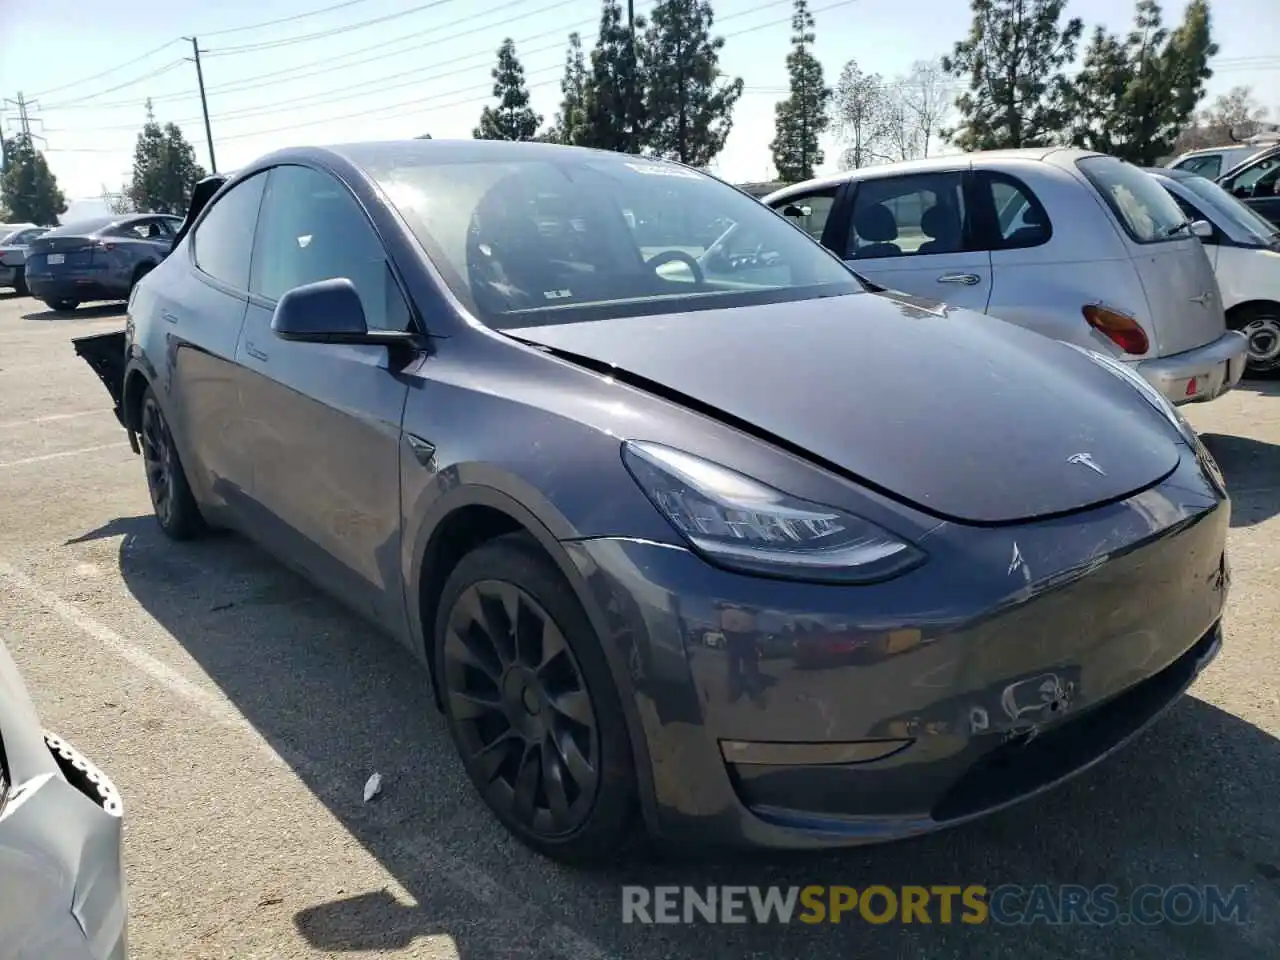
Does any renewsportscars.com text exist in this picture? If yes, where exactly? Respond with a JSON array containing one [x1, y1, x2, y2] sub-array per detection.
[[621, 884, 1250, 926]]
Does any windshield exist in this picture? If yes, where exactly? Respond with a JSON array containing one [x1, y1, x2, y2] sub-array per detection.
[[1177, 174, 1278, 242], [371, 154, 864, 328], [1078, 156, 1188, 243]]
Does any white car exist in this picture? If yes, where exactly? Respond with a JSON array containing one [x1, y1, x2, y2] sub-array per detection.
[[763, 148, 1248, 406], [1166, 141, 1276, 181], [1149, 165, 1280, 377], [1, 637, 127, 959]]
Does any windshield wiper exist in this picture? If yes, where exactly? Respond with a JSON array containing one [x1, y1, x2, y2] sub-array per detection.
[[1165, 219, 1194, 237]]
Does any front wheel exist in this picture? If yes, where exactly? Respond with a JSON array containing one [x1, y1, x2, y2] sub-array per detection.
[[44, 298, 79, 312], [139, 387, 205, 540], [13, 268, 27, 296], [1231, 305, 1280, 378], [434, 533, 638, 864]]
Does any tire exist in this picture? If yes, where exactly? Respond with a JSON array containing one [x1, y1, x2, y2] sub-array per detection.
[[434, 532, 638, 864], [139, 386, 205, 540], [43, 298, 79, 312], [13, 268, 27, 296], [1229, 304, 1280, 379]]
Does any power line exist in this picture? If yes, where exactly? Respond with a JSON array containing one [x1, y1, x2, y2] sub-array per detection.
[[41, 60, 189, 111], [199, 0, 381, 37], [28, 40, 184, 100], [203, 0, 467, 56], [43, 0, 577, 111]]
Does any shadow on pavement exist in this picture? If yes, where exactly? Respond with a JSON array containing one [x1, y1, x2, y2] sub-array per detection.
[[1234, 377, 1280, 399], [20, 302, 126, 322], [1199, 432, 1280, 528], [78, 515, 1280, 959]]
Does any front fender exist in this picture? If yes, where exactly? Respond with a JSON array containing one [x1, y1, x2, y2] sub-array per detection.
[[400, 475, 662, 836]]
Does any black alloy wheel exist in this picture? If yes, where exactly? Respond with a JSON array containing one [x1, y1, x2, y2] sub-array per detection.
[[139, 388, 204, 539], [442, 579, 601, 837]]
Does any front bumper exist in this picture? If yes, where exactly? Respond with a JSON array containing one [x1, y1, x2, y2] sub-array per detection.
[[1136, 329, 1248, 406], [564, 452, 1229, 849], [1, 640, 127, 959]]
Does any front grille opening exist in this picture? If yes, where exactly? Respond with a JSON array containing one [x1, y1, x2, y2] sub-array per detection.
[[44, 732, 123, 818], [933, 626, 1217, 822]]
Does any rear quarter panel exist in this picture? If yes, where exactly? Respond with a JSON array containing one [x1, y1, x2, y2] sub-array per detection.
[[984, 160, 1153, 358]]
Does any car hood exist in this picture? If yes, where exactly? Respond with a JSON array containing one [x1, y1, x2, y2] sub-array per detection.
[[509, 291, 1182, 524]]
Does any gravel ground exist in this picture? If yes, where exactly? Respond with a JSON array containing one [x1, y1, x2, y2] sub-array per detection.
[[0, 292, 1277, 960]]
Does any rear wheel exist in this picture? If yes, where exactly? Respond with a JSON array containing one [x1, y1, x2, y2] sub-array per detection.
[[44, 298, 79, 312], [139, 387, 205, 540], [434, 533, 638, 864], [1230, 304, 1280, 378]]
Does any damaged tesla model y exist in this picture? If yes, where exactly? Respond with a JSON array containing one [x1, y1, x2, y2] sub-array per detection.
[[73, 140, 1230, 863]]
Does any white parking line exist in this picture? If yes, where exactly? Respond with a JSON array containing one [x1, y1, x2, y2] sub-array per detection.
[[0, 410, 103, 430], [0, 559, 615, 960], [0, 443, 129, 468]]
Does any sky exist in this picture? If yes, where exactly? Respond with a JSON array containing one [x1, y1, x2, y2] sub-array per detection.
[[1, 0, 1277, 222]]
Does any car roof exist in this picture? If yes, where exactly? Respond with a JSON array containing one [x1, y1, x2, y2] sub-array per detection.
[[763, 147, 1102, 202]]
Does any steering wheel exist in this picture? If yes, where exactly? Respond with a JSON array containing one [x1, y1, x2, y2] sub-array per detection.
[[647, 249, 705, 285]]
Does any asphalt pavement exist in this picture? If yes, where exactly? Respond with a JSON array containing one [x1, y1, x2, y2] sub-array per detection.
[[0, 292, 1277, 959]]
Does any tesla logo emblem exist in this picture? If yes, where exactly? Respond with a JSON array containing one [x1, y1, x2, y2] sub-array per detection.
[[1008, 542, 1026, 576], [1067, 452, 1106, 475]]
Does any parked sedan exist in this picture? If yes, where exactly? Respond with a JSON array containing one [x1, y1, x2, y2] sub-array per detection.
[[1148, 165, 1280, 376], [75, 140, 1228, 863], [1217, 143, 1280, 229], [25, 213, 182, 312], [1, 636, 127, 958], [764, 148, 1248, 407], [0, 226, 49, 295]]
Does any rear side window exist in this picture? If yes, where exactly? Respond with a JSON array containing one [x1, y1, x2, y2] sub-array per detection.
[[978, 172, 1052, 249], [844, 171, 967, 259], [191, 172, 268, 290], [1175, 155, 1222, 179], [1078, 156, 1186, 244]]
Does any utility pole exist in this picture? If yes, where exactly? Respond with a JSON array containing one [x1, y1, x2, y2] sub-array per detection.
[[3, 92, 37, 139], [183, 37, 217, 173]]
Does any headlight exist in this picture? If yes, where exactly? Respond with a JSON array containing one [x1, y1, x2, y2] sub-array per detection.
[[1062, 342, 1196, 442], [621, 441, 926, 583]]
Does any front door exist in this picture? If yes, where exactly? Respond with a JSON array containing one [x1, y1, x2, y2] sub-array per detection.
[[836, 168, 993, 314], [236, 164, 415, 627]]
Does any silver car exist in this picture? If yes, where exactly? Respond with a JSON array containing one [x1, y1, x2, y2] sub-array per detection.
[[764, 148, 1248, 406], [0, 637, 127, 959], [0, 226, 49, 295]]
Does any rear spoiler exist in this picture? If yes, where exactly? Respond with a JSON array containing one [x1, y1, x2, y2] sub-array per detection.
[[169, 172, 231, 252]]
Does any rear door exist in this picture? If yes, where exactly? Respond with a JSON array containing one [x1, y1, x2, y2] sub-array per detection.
[[1077, 155, 1225, 357], [834, 167, 993, 313], [237, 163, 413, 627]]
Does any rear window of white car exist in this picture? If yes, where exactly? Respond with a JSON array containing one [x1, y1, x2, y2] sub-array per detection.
[[1078, 156, 1187, 244]]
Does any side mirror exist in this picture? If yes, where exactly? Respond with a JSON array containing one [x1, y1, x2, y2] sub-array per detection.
[[271, 278, 419, 348], [781, 203, 810, 218], [1190, 219, 1214, 239], [272, 278, 368, 342]]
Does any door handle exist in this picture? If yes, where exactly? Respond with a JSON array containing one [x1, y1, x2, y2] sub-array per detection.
[[937, 273, 981, 286], [161, 312, 179, 325], [244, 341, 269, 362]]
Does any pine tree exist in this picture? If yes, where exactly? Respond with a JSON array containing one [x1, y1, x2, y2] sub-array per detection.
[[473, 39, 543, 141], [582, 0, 647, 153], [127, 102, 207, 215], [943, 0, 1084, 150], [549, 32, 590, 146], [769, 0, 831, 182], [0, 133, 67, 225], [642, 0, 743, 167], [1069, 0, 1217, 165]]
